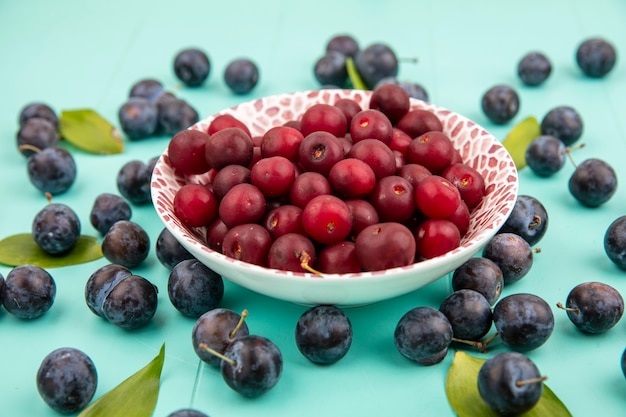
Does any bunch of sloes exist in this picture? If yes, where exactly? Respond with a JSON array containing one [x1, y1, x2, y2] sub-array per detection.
[[118, 47, 260, 140], [481, 36, 617, 126], [313, 34, 429, 101], [16, 103, 77, 196]]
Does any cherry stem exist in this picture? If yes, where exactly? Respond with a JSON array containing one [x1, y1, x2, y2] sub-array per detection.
[[532, 248, 542, 254], [516, 375, 548, 387], [197, 343, 236, 366], [229, 309, 248, 339], [299, 251, 322, 275], [556, 302, 580, 314], [563, 143, 585, 169], [18, 144, 42, 154], [45, 192, 53, 204], [452, 332, 499, 354]]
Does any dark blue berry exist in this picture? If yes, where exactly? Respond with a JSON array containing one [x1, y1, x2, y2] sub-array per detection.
[[576, 37, 617, 78], [394, 306, 452, 365], [295, 305, 353, 365], [90, 193, 132, 235], [17, 117, 60, 157], [2, 265, 56, 319], [525, 135, 566, 177], [168, 259, 224, 318], [157, 97, 199, 135], [498, 195, 549, 246], [129, 78, 165, 101], [517, 51, 552, 86], [174, 48, 211, 87], [0, 273, 5, 306], [27, 146, 76, 195], [477, 352, 544, 416], [84, 264, 132, 318], [156, 227, 194, 270], [167, 410, 209, 417], [568, 158, 617, 207], [481, 85, 520, 124], [560, 281, 624, 333], [224, 58, 260, 95], [116, 159, 153, 205], [482, 233, 534, 285], [604, 215, 626, 269], [101, 220, 150, 268], [102, 274, 158, 330], [493, 293, 554, 351], [354, 43, 398, 89], [192, 308, 250, 367], [32, 203, 81, 255], [439, 289, 492, 341], [221, 335, 283, 398], [313, 51, 347, 87], [326, 34, 359, 58], [540, 106, 583, 146], [451, 257, 504, 305], [36, 347, 97, 414], [118, 97, 159, 140], [19, 102, 58, 128], [621, 348, 626, 379]]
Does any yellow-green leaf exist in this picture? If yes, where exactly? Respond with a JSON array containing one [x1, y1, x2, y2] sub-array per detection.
[[0, 234, 102, 268], [79, 344, 165, 417], [446, 351, 572, 417], [346, 57, 368, 90], [59, 109, 124, 154], [501, 116, 541, 170]]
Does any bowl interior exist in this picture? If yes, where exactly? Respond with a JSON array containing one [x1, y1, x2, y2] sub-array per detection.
[[151, 89, 518, 306]]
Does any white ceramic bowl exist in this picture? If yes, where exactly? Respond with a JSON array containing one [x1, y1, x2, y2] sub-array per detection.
[[151, 89, 518, 307]]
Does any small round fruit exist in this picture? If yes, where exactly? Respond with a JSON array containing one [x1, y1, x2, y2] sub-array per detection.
[[155, 227, 194, 270], [604, 215, 626, 269], [394, 306, 453, 365], [451, 257, 504, 305], [301, 194, 353, 245], [84, 264, 132, 318], [224, 58, 259, 94], [168, 259, 224, 318], [102, 274, 158, 330], [439, 289, 493, 341], [560, 281, 624, 333], [481, 85, 520, 124], [101, 220, 150, 268], [540, 106, 583, 146], [477, 352, 544, 416], [173, 183, 219, 228], [295, 305, 353, 365], [498, 195, 548, 246], [482, 233, 534, 285], [173, 48, 211, 87], [36, 347, 97, 414], [2, 265, 56, 319], [192, 308, 250, 367], [90, 193, 132, 236], [355, 222, 416, 271], [221, 335, 283, 398], [415, 219, 461, 259], [568, 158, 617, 208], [517, 51, 552, 86], [354, 43, 398, 89], [525, 135, 566, 177], [32, 203, 81, 255], [27, 146, 77, 195], [576, 37, 617, 78], [493, 293, 554, 351]]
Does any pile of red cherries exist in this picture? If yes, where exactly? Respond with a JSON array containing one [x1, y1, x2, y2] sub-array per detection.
[[167, 85, 486, 274]]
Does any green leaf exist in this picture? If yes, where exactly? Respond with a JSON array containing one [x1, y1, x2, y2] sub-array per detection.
[[501, 116, 541, 170], [59, 109, 124, 154], [79, 344, 165, 417], [0, 234, 103, 268], [346, 57, 368, 90], [446, 351, 572, 417]]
